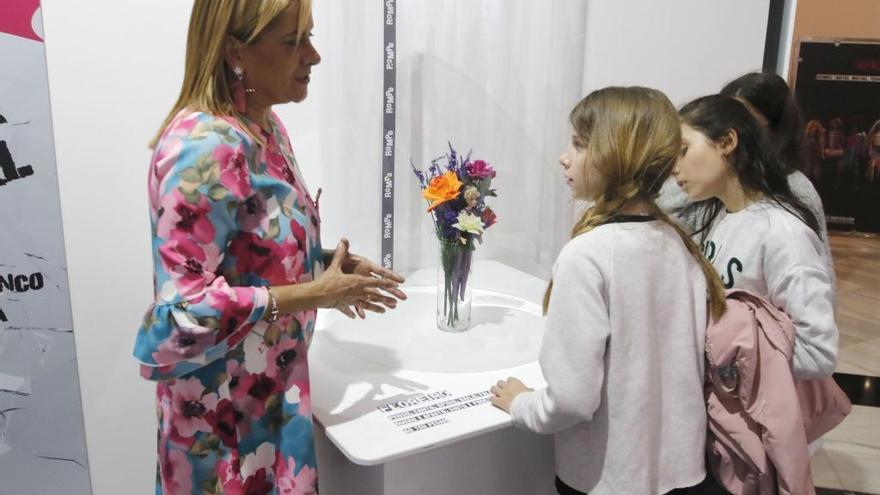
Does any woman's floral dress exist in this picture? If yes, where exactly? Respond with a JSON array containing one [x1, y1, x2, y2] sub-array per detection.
[[133, 109, 324, 495]]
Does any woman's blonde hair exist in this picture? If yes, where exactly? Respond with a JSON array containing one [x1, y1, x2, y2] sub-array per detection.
[[150, 0, 312, 148], [543, 87, 726, 320]]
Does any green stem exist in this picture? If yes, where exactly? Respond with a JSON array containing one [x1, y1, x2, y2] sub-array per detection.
[[440, 240, 458, 328]]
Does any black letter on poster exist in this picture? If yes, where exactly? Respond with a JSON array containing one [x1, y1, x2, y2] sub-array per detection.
[[0, 114, 35, 186]]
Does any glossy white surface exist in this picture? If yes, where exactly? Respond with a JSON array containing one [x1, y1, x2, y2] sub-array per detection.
[[319, 287, 544, 373], [310, 261, 549, 465]]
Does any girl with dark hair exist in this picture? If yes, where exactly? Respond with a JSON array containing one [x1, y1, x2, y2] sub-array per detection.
[[720, 72, 833, 282], [674, 94, 838, 379]]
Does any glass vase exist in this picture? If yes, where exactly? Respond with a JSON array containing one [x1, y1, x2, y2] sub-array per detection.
[[437, 240, 473, 332]]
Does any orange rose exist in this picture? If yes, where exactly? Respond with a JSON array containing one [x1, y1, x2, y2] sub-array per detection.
[[423, 171, 463, 211]]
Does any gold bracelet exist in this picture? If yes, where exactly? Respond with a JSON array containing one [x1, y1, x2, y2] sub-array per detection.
[[267, 288, 280, 323]]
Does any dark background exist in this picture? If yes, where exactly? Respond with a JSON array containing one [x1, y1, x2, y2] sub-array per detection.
[[794, 40, 880, 232]]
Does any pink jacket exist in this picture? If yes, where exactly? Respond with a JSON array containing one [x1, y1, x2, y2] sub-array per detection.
[[705, 289, 851, 495]]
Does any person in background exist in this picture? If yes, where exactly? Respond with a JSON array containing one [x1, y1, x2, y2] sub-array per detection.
[[867, 120, 880, 183], [841, 119, 867, 190], [720, 72, 835, 285], [862, 119, 880, 230], [490, 87, 726, 495], [824, 117, 846, 208], [803, 119, 826, 186], [133, 1, 406, 493]]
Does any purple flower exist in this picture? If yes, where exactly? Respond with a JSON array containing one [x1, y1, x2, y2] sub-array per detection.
[[428, 160, 441, 178], [434, 204, 461, 240], [466, 160, 496, 180], [410, 159, 427, 188], [447, 144, 458, 172]]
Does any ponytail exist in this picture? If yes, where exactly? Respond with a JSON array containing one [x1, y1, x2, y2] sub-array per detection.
[[544, 87, 727, 321], [542, 198, 726, 322]]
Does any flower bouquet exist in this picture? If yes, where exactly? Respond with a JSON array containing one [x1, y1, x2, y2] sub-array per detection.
[[411, 144, 498, 332]]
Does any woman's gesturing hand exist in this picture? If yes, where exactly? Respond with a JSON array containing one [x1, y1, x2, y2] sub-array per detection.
[[317, 239, 407, 318]]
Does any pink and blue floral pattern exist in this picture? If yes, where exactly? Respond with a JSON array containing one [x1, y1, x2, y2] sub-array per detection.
[[134, 109, 323, 495]]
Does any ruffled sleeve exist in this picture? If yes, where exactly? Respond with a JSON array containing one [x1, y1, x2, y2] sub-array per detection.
[[134, 115, 268, 381]]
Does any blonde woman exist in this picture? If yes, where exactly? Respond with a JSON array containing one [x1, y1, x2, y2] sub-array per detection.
[[490, 87, 726, 495], [133, 1, 406, 493]]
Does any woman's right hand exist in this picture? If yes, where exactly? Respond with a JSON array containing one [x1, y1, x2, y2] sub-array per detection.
[[315, 240, 403, 318]]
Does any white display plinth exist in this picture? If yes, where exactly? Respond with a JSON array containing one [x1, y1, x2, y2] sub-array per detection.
[[310, 261, 556, 494]]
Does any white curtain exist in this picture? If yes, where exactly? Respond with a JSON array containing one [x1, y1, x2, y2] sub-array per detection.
[[280, 0, 771, 281], [281, 0, 588, 281]]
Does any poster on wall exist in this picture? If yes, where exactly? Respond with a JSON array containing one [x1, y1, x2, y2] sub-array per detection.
[[0, 1, 93, 493], [792, 39, 880, 232]]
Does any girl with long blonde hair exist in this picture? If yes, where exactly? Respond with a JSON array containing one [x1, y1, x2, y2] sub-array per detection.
[[490, 87, 725, 495]]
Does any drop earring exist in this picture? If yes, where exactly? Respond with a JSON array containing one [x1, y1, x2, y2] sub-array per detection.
[[231, 66, 255, 113]]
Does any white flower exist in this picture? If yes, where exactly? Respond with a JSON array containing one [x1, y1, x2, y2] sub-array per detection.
[[285, 384, 302, 404], [241, 443, 276, 478], [453, 211, 485, 235], [159, 281, 177, 302], [243, 330, 268, 374], [265, 195, 281, 219]]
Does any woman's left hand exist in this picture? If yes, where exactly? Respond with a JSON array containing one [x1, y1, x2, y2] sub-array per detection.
[[489, 377, 532, 413]]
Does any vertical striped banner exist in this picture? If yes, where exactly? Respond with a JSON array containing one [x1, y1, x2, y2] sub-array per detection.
[[381, 0, 397, 269]]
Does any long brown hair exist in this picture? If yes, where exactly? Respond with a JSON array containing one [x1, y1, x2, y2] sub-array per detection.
[[543, 87, 726, 320], [721, 72, 804, 174], [149, 0, 311, 148], [679, 95, 822, 243]]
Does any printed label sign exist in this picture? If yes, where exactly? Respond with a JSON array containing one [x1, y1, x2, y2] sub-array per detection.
[[377, 390, 492, 434]]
